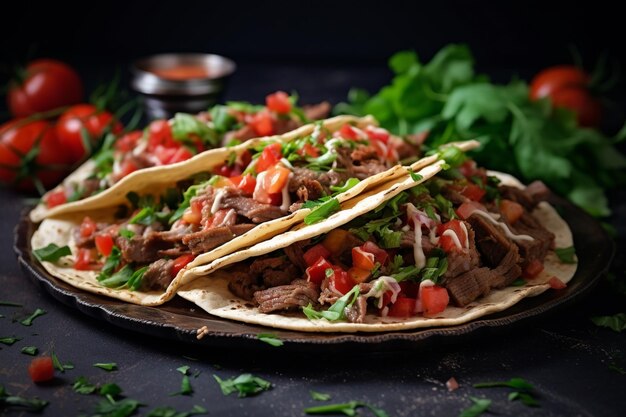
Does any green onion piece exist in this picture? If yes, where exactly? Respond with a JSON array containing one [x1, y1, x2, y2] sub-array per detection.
[[33, 244, 71, 263]]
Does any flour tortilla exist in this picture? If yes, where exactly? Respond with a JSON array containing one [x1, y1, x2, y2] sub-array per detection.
[[176, 170, 577, 332]]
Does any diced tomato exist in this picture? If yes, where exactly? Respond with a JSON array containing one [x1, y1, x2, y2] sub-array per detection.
[[239, 150, 252, 167], [455, 201, 487, 220], [28, 357, 55, 382], [361, 241, 389, 265], [459, 183, 486, 202], [339, 124, 360, 140], [44, 189, 67, 208], [305, 256, 333, 286], [348, 266, 371, 283], [365, 126, 390, 144], [233, 174, 256, 195], [79, 216, 97, 238], [399, 281, 420, 298], [249, 111, 275, 136], [500, 199, 524, 224], [182, 199, 204, 224], [211, 176, 236, 189], [74, 248, 97, 270], [268, 192, 282, 206], [114, 131, 143, 152], [548, 276, 567, 290], [352, 247, 376, 270], [303, 244, 332, 267], [330, 266, 356, 295], [167, 146, 193, 164], [321, 229, 352, 254], [266, 91, 292, 114], [256, 142, 283, 173], [264, 165, 291, 194], [458, 160, 479, 178], [172, 254, 195, 277], [147, 120, 176, 150], [298, 143, 320, 158], [523, 259, 545, 279], [388, 296, 416, 317], [117, 159, 139, 179], [421, 285, 449, 316], [95, 234, 114, 257], [437, 220, 467, 253], [213, 161, 242, 177], [371, 139, 389, 159]]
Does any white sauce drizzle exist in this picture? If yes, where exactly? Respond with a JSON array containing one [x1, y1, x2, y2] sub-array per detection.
[[253, 171, 267, 203], [459, 221, 470, 249], [406, 203, 426, 269], [429, 228, 439, 245], [442, 229, 463, 250], [471, 210, 534, 242], [222, 208, 237, 226], [280, 173, 293, 211], [362, 276, 401, 309], [211, 188, 226, 214], [280, 158, 294, 170]]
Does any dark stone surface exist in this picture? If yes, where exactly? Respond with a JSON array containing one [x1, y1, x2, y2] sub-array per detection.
[[1, 64, 625, 417]]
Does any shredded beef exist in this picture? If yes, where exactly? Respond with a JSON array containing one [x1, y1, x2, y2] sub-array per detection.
[[345, 296, 367, 323], [336, 147, 389, 180], [467, 214, 517, 267], [141, 259, 175, 291], [500, 181, 551, 210], [274, 118, 301, 135], [228, 268, 263, 301], [220, 190, 286, 223], [253, 280, 320, 313], [182, 224, 256, 255], [303, 101, 331, 120], [444, 223, 481, 279], [221, 125, 256, 146], [283, 240, 309, 271], [509, 212, 555, 268], [445, 267, 495, 306], [116, 233, 172, 264], [250, 256, 300, 287]]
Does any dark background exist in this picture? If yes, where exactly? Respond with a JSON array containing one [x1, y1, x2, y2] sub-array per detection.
[[1, 1, 625, 103]]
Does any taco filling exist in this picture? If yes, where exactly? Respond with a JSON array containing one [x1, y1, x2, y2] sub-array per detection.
[[42, 92, 330, 208], [64, 121, 421, 292], [218, 158, 559, 323]]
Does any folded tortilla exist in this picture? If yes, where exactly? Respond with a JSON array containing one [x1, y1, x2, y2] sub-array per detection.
[[176, 170, 577, 332]]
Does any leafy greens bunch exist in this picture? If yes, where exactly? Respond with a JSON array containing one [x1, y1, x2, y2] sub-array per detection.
[[335, 45, 626, 216]]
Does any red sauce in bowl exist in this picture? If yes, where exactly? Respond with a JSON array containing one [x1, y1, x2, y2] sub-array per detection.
[[149, 65, 211, 80]]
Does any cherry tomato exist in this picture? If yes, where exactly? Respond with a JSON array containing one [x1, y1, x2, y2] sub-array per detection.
[[421, 285, 449, 316], [265, 91, 292, 114], [95, 234, 114, 257], [529, 65, 601, 127], [8, 59, 83, 118], [56, 104, 122, 161], [305, 256, 334, 286], [172, 254, 195, 276], [0, 119, 71, 191], [256, 143, 282, 173], [28, 356, 55, 382], [303, 244, 332, 267]]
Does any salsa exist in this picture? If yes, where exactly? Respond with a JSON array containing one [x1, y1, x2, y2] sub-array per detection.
[[149, 65, 212, 80]]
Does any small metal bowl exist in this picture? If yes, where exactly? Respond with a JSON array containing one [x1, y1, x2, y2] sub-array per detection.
[[131, 53, 236, 119]]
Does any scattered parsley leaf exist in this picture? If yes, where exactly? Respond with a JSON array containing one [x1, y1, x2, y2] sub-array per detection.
[[459, 397, 491, 417], [0, 385, 48, 412], [73, 376, 98, 395], [258, 333, 283, 347], [509, 391, 540, 407], [609, 362, 626, 375], [304, 198, 340, 225], [88, 398, 142, 417], [33, 243, 71, 262], [94, 362, 118, 371], [20, 308, 46, 326], [177, 365, 191, 375], [409, 171, 423, 182], [119, 229, 135, 239], [511, 278, 527, 286], [591, 313, 626, 332], [51, 351, 73, 373], [171, 375, 193, 396], [0, 301, 22, 307], [21, 346, 38, 356], [147, 405, 208, 417], [213, 373, 271, 397], [303, 285, 360, 322], [304, 401, 388, 417], [473, 377, 534, 391], [0, 337, 21, 345], [100, 383, 122, 397], [554, 246, 577, 264], [310, 390, 332, 401]]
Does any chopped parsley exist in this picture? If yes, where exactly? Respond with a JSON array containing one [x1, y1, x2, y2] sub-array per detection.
[[0, 385, 48, 412], [119, 229, 135, 239], [257, 333, 284, 347], [73, 376, 98, 394], [171, 365, 193, 396], [146, 405, 208, 417], [94, 362, 118, 372], [170, 180, 210, 224], [20, 308, 46, 326], [0, 301, 22, 307], [591, 313, 626, 332], [33, 243, 72, 263], [309, 390, 332, 401], [474, 377, 538, 408], [20, 346, 38, 356], [459, 397, 491, 417], [171, 112, 219, 147], [329, 177, 360, 194], [554, 246, 577, 264], [304, 401, 389, 417], [0, 337, 21, 345], [51, 351, 74, 373], [303, 285, 360, 322], [304, 197, 340, 225], [213, 373, 272, 397], [98, 247, 122, 280]]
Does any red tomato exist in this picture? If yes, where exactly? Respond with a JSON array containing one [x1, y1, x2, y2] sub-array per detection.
[[115, 159, 140, 180], [347, 266, 371, 283], [365, 126, 390, 144], [330, 266, 356, 295], [298, 143, 320, 158], [74, 248, 97, 270], [249, 111, 275, 136], [455, 201, 487, 220], [8, 59, 83, 118], [56, 104, 122, 161], [548, 276, 567, 290], [264, 165, 291, 194], [352, 247, 376, 270], [437, 220, 467, 253], [339, 124, 359, 140], [147, 120, 176, 149], [0, 119, 71, 190], [28, 356, 55, 382], [236, 174, 257, 195], [458, 183, 486, 202], [256, 143, 282, 173], [172, 254, 195, 276], [388, 296, 416, 317], [500, 199, 524, 224], [79, 216, 97, 238], [303, 244, 331, 267], [115, 131, 143, 152], [265, 91, 292, 114], [305, 256, 333, 286], [95, 234, 114, 257], [421, 285, 449, 316], [522, 259, 545, 279], [361, 241, 389, 265], [44, 189, 67, 208], [529, 66, 601, 127], [182, 199, 204, 224], [399, 281, 420, 298]]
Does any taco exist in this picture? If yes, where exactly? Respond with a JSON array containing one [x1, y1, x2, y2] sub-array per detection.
[[176, 157, 577, 332], [31, 92, 330, 222], [31, 116, 475, 305]]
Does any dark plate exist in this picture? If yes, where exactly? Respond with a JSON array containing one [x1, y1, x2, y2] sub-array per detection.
[[14, 195, 613, 352]]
